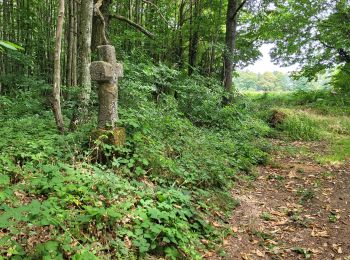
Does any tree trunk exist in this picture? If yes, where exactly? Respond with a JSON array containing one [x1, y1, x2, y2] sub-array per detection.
[[69, 0, 94, 131], [188, 0, 200, 76], [222, 0, 238, 105], [208, 0, 223, 76], [52, 0, 65, 133], [92, 0, 111, 52], [72, 0, 78, 86], [176, 0, 185, 69], [66, 0, 74, 86]]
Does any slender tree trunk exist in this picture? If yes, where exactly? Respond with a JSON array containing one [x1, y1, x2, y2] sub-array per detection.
[[72, 0, 78, 86], [188, 0, 200, 76], [208, 0, 223, 76], [3, 0, 9, 79], [92, 0, 111, 52], [66, 0, 73, 86], [52, 0, 65, 133], [223, 0, 238, 105], [177, 0, 185, 69], [69, 0, 94, 131], [0, 1, 4, 93]]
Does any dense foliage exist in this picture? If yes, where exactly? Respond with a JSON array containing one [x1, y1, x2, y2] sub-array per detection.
[[0, 64, 270, 258], [0, 0, 349, 258], [235, 71, 329, 92], [261, 0, 350, 90]]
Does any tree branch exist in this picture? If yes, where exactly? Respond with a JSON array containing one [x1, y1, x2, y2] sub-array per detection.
[[94, 0, 109, 45], [319, 41, 335, 50], [233, 0, 248, 18], [109, 14, 156, 39]]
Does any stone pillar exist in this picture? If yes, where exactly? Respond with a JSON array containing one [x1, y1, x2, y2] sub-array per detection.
[[90, 45, 125, 146], [91, 45, 123, 128]]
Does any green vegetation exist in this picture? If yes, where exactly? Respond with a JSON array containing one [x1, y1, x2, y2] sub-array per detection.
[[273, 110, 323, 141], [248, 90, 350, 164], [1, 0, 349, 258], [2, 46, 349, 260], [236, 71, 329, 92], [292, 247, 312, 259], [328, 212, 339, 223], [261, 212, 273, 221], [0, 65, 269, 258], [297, 188, 315, 205]]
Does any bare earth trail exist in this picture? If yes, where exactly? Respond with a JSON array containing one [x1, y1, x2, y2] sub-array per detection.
[[211, 139, 350, 260]]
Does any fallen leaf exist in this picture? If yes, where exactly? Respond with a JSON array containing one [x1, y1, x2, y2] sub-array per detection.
[[241, 253, 251, 260], [311, 229, 329, 237], [212, 222, 222, 227], [255, 249, 265, 257], [201, 239, 209, 245], [202, 251, 214, 258]]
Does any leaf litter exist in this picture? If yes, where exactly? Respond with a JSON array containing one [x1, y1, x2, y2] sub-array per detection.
[[209, 139, 350, 260]]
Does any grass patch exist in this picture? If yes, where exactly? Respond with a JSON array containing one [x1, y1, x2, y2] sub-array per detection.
[[251, 90, 350, 164], [261, 212, 273, 221], [270, 109, 324, 141], [317, 137, 350, 164], [292, 247, 312, 259], [297, 188, 315, 205]]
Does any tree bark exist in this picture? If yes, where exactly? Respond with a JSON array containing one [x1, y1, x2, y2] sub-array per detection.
[[223, 0, 238, 105], [92, 0, 111, 51], [66, 0, 74, 86], [69, 0, 94, 131], [208, 0, 223, 76], [52, 0, 65, 133], [71, 0, 78, 86], [188, 0, 200, 75], [176, 0, 185, 69]]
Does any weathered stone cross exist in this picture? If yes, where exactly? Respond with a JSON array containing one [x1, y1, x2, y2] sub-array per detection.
[[90, 45, 126, 146], [91, 45, 123, 129]]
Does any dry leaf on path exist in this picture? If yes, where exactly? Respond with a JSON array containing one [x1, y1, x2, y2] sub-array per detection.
[[255, 249, 265, 257], [311, 229, 329, 237], [241, 253, 251, 260]]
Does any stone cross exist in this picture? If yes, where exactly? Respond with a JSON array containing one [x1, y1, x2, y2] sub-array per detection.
[[90, 45, 123, 129]]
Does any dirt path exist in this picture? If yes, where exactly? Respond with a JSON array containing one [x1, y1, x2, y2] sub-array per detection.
[[212, 139, 350, 260]]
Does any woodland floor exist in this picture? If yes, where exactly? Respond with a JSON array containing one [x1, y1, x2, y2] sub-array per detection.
[[211, 139, 350, 260]]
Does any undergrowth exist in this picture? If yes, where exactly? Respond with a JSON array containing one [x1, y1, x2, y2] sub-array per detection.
[[248, 89, 350, 116], [250, 89, 350, 163], [0, 63, 269, 258]]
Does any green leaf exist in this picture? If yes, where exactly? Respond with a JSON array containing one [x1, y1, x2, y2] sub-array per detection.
[[72, 251, 99, 260], [0, 40, 24, 51], [165, 247, 181, 259]]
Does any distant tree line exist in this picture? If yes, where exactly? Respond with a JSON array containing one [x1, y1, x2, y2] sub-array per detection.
[[235, 71, 330, 92]]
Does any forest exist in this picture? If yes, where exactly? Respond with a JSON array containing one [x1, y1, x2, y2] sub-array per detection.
[[0, 0, 349, 259]]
